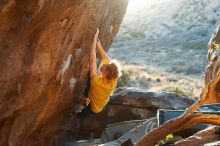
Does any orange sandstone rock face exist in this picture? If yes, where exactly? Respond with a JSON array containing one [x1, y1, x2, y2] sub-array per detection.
[[205, 25, 220, 104], [0, 0, 128, 145]]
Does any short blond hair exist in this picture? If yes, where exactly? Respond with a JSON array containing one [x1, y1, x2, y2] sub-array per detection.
[[105, 59, 121, 80]]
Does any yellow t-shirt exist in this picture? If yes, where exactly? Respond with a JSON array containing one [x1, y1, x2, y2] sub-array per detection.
[[88, 74, 117, 113]]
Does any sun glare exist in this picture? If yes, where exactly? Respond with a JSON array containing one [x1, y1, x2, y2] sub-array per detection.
[[127, 0, 155, 14], [128, 0, 148, 10]]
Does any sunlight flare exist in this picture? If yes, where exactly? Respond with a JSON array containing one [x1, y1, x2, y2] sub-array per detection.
[[127, 0, 157, 13]]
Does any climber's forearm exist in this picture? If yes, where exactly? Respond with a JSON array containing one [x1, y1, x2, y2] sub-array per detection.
[[89, 33, 98, 78], [96, 39, 111, 63]]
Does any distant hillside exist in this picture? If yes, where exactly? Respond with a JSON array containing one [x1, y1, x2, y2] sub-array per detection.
[[109, 0, 220, 97], [115, 0, 220, 45]]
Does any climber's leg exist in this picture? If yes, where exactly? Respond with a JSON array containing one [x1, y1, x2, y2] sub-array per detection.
[[74, 74, 90, 113]]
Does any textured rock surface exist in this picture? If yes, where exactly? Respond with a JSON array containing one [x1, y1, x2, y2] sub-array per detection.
[[0, 0, 128, 146], [205, 25, 220, 103]]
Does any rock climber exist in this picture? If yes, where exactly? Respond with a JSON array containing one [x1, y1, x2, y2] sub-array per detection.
[[77, 28, 121, 117]]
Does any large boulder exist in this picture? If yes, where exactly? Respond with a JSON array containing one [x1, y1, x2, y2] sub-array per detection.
[[0, 0, 128, 146], [205, 25, 220, 103], [107, 87, 195, 123]]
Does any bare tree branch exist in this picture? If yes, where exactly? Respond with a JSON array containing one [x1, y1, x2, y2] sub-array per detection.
[[175, 113, 220, 132], [174, 126, 219, 146]]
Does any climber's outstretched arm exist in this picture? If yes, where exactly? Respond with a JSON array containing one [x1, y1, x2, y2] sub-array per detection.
[[89, 29, 99, 78], [96, 39, 111, 64]]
